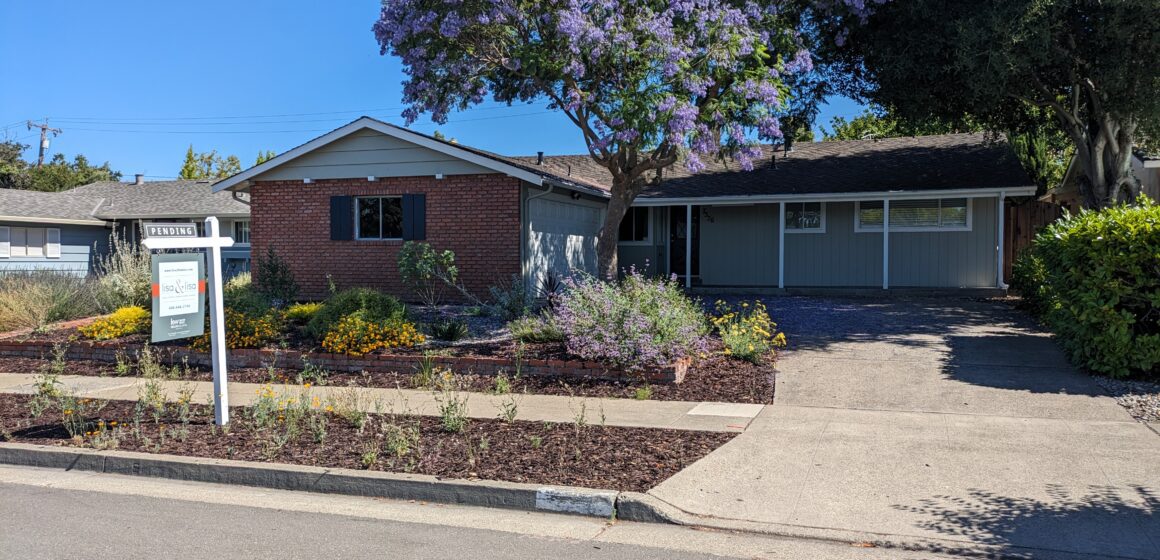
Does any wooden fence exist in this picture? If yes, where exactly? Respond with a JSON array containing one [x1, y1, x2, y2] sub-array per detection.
[[1004, 200, 1064, 282]]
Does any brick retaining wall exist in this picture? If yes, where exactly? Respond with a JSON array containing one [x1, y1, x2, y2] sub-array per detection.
[[0, 339, 688, 384]]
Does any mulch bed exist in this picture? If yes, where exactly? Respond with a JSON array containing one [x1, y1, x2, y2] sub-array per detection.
[[0, 338, 776, 404], [0, 393, 733, 492]]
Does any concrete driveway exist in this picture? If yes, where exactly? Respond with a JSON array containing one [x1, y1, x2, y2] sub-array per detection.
[[652, 298, 1160, 559]]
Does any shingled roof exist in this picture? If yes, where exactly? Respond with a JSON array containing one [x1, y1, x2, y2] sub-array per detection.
[[70, 180, 251, 219], [0, 188, 106, 225], [508, 133, 1033, 199]]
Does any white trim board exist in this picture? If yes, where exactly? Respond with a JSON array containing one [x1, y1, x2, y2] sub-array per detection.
[[630, 186, 1036, 206]]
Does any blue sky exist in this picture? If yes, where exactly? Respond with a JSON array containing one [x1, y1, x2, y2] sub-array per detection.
[[0, 1, 865, 180]]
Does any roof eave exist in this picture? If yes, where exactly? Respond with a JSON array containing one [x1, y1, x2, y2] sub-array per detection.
[[0, 215, 110, 227], [631, 185, 1038, 206]]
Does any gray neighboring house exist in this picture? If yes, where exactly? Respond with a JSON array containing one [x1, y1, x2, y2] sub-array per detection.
[[0, 176, 251, 276]]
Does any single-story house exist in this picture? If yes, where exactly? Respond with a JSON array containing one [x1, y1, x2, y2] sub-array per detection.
[[213, 117, 1035, 300], [0, 176, 252, 276]]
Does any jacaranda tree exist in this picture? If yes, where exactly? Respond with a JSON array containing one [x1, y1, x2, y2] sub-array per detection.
[[374, 0, 883, 278]]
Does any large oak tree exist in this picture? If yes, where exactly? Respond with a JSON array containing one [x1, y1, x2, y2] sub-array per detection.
[[817, 0, 1160, 208]]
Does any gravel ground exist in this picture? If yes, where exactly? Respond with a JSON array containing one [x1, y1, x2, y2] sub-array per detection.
[[1093, 376, 1160, 424]]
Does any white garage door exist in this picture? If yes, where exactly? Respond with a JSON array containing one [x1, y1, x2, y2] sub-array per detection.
[[526, 196, 602, 290]]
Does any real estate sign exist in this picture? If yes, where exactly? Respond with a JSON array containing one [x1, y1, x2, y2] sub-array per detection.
[[150, 252, 206, 342]]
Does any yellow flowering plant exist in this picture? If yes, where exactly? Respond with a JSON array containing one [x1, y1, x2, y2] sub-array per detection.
[[321, 312, 425, 356], [79, 306, 150, 340], [285, 302, 324, 324], [711, 300, 787, 363], [190, 308, 283, 351]]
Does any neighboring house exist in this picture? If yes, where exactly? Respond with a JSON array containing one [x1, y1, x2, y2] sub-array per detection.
[[214, 117, 1034, 300], [1042, 151, 1160, 211], [0, 177, 252, 276]]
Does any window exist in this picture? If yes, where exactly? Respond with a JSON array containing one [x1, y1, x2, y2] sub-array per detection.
[[856, 198, 971, 231], [355, 196, 404, 240], [0, 226, 60, 259], [233, 220, 251, 244], [618, 206, 650, 244], [784, 202, 825, 232]]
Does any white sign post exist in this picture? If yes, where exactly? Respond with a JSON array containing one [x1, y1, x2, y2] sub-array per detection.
[[142, 217, 234, 425]]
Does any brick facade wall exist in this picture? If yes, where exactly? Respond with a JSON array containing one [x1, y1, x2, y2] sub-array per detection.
[[250, 175, 523, 301]]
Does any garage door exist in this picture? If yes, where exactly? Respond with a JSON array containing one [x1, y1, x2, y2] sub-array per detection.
[[526, 196, 602, 290]]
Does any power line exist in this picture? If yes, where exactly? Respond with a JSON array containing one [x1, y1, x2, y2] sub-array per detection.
[[49, 102, 547, 123], [59, 110, 558, 134], [49, 103, 551, 127], [27, 120, 62, 167]]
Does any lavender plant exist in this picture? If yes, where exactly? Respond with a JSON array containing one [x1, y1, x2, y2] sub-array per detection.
[[555, 269, 709, 370]]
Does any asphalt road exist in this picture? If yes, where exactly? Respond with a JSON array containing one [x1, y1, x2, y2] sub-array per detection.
[[0, 483, 733, 560], [0, 467, 955, 560]]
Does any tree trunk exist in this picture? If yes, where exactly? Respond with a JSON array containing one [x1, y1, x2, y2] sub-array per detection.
[[1060, 112, 1140, 209], [596, 177, 633, 280]]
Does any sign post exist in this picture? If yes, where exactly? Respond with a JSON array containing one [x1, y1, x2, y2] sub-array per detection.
[[143, 217, 234, 425]]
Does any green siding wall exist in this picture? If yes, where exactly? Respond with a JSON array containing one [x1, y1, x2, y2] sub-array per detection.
[[699, 205, 778, 286], [889, 197, 997, 288], [784, 202, 883, 287]]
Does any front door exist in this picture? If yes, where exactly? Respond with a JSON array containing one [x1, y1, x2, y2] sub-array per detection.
[[669, 206, 700, 284]]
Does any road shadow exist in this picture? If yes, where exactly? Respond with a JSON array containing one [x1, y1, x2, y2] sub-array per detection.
[[893, 485, 1159, 559]]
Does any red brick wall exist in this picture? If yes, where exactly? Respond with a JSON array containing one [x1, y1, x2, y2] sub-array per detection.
[[250, 175, 522, 301]]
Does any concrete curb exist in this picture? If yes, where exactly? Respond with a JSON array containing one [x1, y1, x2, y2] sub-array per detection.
[[0, 443, 617, 519], [0, 443, 1089, 559]]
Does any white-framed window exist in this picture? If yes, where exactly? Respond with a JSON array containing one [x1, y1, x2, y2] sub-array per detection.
[[0, 226, 60, 259], [855, 198, 972, 232], [233, 220, 251, 244], [784, 202, 826, 233], [355, 196, 404, 240], [618, 206, 651, 244]]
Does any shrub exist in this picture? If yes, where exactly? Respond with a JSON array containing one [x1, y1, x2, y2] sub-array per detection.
[[79, 306, 150, 340], [320, 313, 425, 356], [94, 229, 152, 309], [486, 274, 532, 320], [398, 241, 458, 306], [1010, 250, 1053, 317], [508, 312, 564, 343], [253, 246, 298, 307], [307, 288, 407, 340], [1018, 198, 1160, 378], [711, 300, 787, 363], [0, 271, 102, 332], [285, 302, 323, 324], [191, 308, 282, 350], [429, 319, 469, 342], [222, 272, 272, 316], [555, 270, 709, 370]]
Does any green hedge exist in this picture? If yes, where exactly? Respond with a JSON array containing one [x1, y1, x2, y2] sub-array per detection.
[[1012, 198, 1160, 378]]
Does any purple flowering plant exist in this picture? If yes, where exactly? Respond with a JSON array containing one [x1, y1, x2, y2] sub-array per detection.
[[553, 267, 710, 371], [374, 1, 886, 279]]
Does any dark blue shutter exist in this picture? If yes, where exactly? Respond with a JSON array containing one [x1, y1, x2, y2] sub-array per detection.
[[402, 194, 426, 241], [330, 196, 353, 240]]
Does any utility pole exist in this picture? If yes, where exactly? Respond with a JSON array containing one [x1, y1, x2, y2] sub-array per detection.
[[26, 119, 62, 167]]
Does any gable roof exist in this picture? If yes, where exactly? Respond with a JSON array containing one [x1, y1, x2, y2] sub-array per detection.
[[214, 117, 1034, 201], [212, 117, 609, 197], [70, 180, 250, 219], [0, 188, 107, 226]]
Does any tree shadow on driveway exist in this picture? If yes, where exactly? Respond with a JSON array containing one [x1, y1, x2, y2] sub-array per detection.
[[893, 485, 1159, 559], [939, 333, 1108, 398]]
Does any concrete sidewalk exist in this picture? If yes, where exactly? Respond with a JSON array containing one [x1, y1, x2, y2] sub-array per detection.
[[0, 372, 762, 433], [649, 298, 1160, 559]]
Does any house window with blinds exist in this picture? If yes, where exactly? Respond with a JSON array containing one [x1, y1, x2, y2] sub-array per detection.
[[856, 198, 971, 232], [0, 227, 61, 259]]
